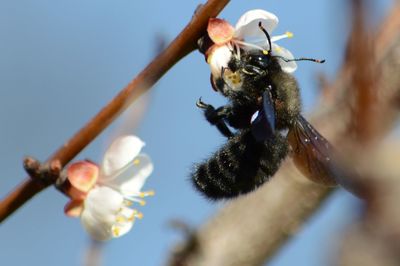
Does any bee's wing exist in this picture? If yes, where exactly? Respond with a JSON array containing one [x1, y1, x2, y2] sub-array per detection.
[[287, 115, 338, 186], [251, 90, 276, 142]]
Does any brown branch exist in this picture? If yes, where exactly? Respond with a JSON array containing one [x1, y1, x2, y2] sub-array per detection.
[[168, 3, 400, 265], [338, 141, 400, 266], [347, 0, 378, 142], [0, 0, 230, 223]]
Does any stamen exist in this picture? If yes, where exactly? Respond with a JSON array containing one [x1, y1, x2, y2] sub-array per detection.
[[234, 40, 265, 52], [127, 213, 135, 221], [133, 159, 140, 165], [116, 208, 141, 222], [134, 212, 143, 219], [126, 209, 143, 220], [124, 197, 146, 206], [271, 32, 294, 42], [119, 211, 142, 222], [123, 199, 133, 206], [138, 190, 155, 198], [138, 200, 146, 206]]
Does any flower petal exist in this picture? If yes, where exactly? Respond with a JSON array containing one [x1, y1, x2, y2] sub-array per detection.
[[101, 135, 145, 176], [67, 161, 99, 193], [272, 43, 297, 73], [84, 186, 123, 217], [80, 186, 124, 241], [64, 199, 84, 217], [81, 209, 114, 241], [234, 9, 279, 41], [207, 18, 235, 45], [111, 222, 133, 239], [207, 45, 234, 78], [101, 154, 153, 195]]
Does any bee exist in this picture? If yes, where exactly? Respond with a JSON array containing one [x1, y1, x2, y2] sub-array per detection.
[[191, 22, 338, 200]]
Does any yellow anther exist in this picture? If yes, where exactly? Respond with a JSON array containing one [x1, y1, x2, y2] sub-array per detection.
[[112, 227, 120, 237], [127, 214, 136, 221], [136, 212, 144, 219], [139, 200, 146, 206], [139, 190, 155, 197], [123, 199, 133, 206], [145, 190, 155, 196], [262, 50, 269, 55], [286, 31, 294, 38], [116, 216, 125, 223], [127, 209, 143, 220], [133, 159, 140, 165], [274, 46, 282, 53]]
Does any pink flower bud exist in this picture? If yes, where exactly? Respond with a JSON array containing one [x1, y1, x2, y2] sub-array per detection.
[[207, 18, 235, 45]]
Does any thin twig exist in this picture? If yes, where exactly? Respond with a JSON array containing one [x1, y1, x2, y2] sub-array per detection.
[[0, 0, 230, 223]]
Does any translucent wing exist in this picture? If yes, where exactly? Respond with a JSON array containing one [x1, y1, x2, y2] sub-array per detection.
[[287, 115, 338, 186]]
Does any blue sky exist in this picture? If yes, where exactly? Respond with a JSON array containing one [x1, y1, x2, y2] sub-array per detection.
[[0, 1, 393, 265]]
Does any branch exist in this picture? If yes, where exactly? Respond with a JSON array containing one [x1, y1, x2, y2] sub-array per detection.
[[168, 3, 400, 265], [0, 0, 230, 223], [338, 142, 400, 266]]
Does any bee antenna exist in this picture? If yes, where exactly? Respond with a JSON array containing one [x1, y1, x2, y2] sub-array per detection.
[[275, 56, 326, 64], [258, 22, 272, 55]]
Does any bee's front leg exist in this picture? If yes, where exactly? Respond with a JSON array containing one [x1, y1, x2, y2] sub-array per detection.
[[196, 98, 234, 138]]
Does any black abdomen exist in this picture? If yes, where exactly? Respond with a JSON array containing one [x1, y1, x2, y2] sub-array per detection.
[[191, 129, 288, 199]]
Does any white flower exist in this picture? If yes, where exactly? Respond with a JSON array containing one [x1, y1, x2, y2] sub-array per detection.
[[63, 135, 154, 241], [80, 186, 136, 241], [204, 9, 297, 79], [99, 135, 153, 198]]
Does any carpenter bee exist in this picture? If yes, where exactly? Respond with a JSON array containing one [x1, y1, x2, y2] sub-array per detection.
[[191, 22, 338, 200]]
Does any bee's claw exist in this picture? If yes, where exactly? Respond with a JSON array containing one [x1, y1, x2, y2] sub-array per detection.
[[196, 97, 209, 109]]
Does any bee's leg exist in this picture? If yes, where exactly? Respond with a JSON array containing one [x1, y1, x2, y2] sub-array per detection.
[[196, 98, 234, 138], [242, 65, 265, 76]]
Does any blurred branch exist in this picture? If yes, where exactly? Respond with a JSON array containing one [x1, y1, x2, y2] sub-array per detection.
[[336, 3, 400, 263], [338, 141, 400, 266], [168, 2, 400, 265], [0, 0, 230, 223]]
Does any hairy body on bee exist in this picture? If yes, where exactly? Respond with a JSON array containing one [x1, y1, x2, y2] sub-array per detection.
[[191, 49, 299, 199], [191, 24, 338, 200]]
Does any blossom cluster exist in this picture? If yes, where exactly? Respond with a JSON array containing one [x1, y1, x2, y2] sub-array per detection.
[[203, 9, 297, 82], [62, 135, 154, 241]]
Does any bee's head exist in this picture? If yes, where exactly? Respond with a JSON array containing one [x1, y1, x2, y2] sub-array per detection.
[[240, 50, 279, 75]]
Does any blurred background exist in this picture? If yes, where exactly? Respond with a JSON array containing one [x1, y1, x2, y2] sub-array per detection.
[[0, 0, 395, 265]]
